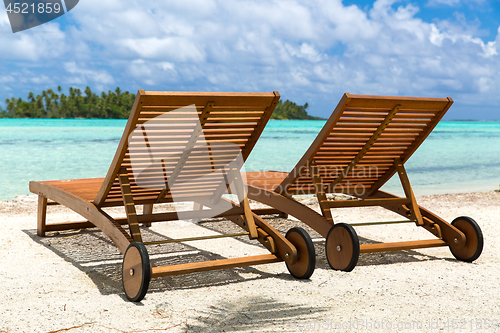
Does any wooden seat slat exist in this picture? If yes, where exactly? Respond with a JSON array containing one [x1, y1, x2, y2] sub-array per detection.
[[136, 117, 261, 125], [335, 123, 427, 129], [140, 105, 271, 111], [344, 94, 449, 107], [318, 146, 407, 151], [132, 128, 255, 135], [126, 144, 245, 154], [203, 123, 258, 129], [123, 158, 240, 168], [127, 132, 252, 139], [344, 106, 442, 113], [322, 142, 405, 146], [341, 110, 439, 117], [206, 112, 265, 118], [139, 110, 265, 117], [338, 117, 432, 123], [140, 91, 277, 107], [128, 137, 250, 145], [327, 132, 420, 138], [331, 128, 423, 134], [333, 124, 426, 130], [137, 117, 262, 123]]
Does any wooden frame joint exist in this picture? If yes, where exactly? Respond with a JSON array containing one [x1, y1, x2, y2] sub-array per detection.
[[226, 162, 259, 239], [118, 167, 143, 242], [310, 160, 333, 223], [394, 159, 424, 226]]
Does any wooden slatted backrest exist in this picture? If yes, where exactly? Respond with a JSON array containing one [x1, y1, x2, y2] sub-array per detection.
[[278, 93, 453, 197], [94, 90, 280, 207]]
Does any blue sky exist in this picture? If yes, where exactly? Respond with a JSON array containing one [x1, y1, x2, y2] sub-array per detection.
[[0, 0, 499, 119]]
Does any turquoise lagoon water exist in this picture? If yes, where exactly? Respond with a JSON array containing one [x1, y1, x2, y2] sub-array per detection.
[[1, 119, 499, 200]]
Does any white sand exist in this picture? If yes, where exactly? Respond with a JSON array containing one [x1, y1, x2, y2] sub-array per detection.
[[1, 192, 499, 333]]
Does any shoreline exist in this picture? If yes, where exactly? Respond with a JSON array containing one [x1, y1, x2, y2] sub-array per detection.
[[1, 191, 499, 332], [2, 182, 500, 203]]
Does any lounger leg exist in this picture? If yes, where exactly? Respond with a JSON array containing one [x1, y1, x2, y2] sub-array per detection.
[[142, 204, 153, 227], [31, 180, 134, 254], [37, 196, 47, 237], [310, 161, 334, 223]]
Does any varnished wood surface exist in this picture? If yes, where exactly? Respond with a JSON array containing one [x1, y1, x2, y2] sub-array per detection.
[[95, 90, 146, 205], [395, 158, 423, 225], [94, 91, 279, 207], [310, 161, 333, 222], [31, 92, 283, 211], [326, 226, 355, 270], [242, 94, 461, 260], [323, 197, 410, 208], [278, 93, 452, 196], [37, 196, 47, 237], [447, 219, 479, 260], [151, 254, 281, 278], [118, 167, 142, 242], [122, 246, 144, 299], [246, 185, 332, 238], [243, 171, 288, 191], [360, 239, 448, 253], [29, 181, 133, 253], [284, 230, 311, 278], [36, 178, 104, 201]]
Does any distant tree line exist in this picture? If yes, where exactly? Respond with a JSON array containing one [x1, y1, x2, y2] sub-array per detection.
[[0, 86, 135, 119], [0, 87, 323, 120], [271, 100, 323, 120]]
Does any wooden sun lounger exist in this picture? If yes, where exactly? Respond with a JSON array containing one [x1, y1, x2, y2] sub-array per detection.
[[30, 90, 317, 302], [244, 93, 483, 271]]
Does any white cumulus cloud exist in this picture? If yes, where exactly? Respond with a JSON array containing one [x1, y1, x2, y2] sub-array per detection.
[[1, 0, 500, 118]]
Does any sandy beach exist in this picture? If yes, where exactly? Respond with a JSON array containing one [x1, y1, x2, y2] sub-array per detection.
[[1, 191, 499, 333]]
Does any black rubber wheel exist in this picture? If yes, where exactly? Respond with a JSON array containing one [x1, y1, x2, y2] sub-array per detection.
[[449, 216, 483, 262], [285, 227, 316, 279], [122, 242, 151, 302], [325, 223, 360, 272]]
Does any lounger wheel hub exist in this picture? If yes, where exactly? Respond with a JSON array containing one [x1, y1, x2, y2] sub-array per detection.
[[448, 216, 483, 262], [122, 242, 151, 302], [284, 227, 316, 279], [326, 223, 360, 272]]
